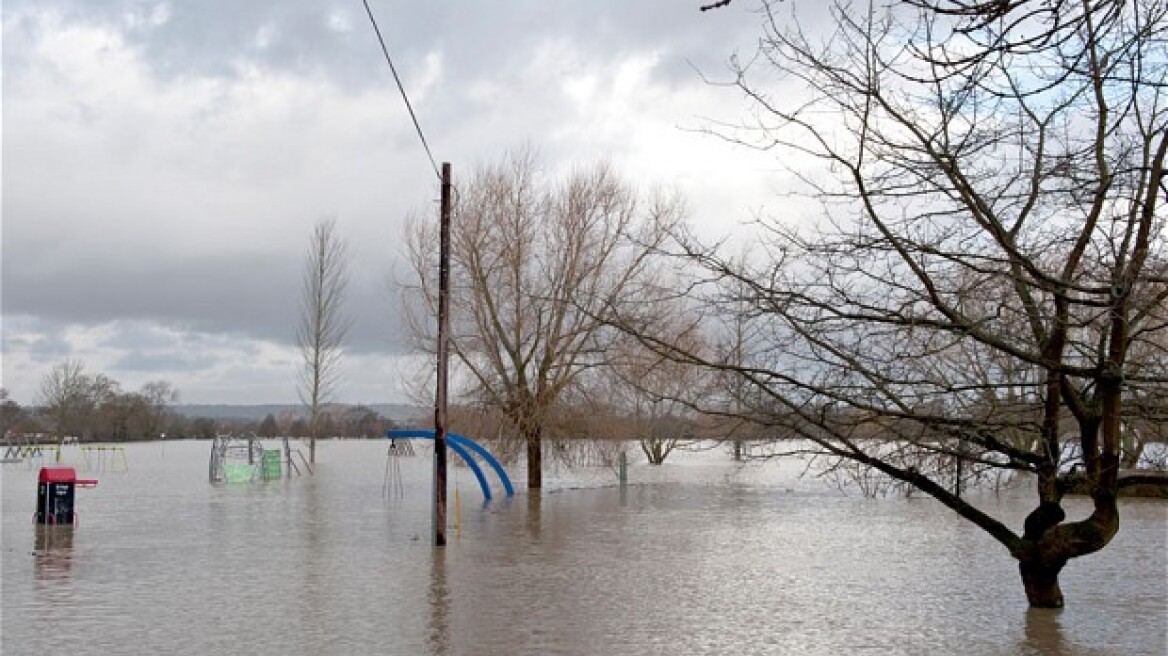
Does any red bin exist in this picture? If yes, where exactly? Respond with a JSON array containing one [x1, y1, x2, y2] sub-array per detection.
[[35, 466, 97, 524]]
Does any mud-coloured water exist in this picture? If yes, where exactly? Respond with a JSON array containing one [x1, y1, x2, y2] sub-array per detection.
[[2, 440, 1165, 655]]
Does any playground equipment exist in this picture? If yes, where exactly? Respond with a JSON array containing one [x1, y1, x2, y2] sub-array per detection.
[[387, 430, 514, 501], [209, 434, 262, 483], [36, 466, 98, 525], [3, 439, 47, 464], [383, 438, 417, 499], [209, 434, 314, 484], [79, 446, 129, 472], [2, 445, 39, 464], [4, 438, 131, 471]]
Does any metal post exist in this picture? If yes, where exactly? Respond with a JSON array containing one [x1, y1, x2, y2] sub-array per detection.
[[619, 450, 628, 506], [954, 440, 963, 498], [434, 162, 452, 547]]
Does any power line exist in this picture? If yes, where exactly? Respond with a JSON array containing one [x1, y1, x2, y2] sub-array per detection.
[[360, 0, 441, 182]]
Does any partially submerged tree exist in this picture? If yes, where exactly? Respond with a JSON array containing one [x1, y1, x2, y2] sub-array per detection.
[[140, 380, 179, 439], [297, 217, 351, 464], [403, 149, 684, 488], [258, 413, 280, 438], [37, 368, 183, 443], [618, 0, 1165, 606], [605, 330, 710, 465], [38, 359, 111, 448], [0, 389, 30, 442], [1114, 306, 1168, 468]]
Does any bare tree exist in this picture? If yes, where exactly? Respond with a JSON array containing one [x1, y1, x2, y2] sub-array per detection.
[[615, 0, 1166, 607], [297, 216, 350, 464], [403, 148, 684, 489], [39, 359, 108, 448], [0, 388, 29, 442], [140, 380, 179, 439], [1114, 299, 1168, 468], [258, 413, 280, 438], [604, 329, 710, 465]]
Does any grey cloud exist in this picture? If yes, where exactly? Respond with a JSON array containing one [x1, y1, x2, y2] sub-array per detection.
[[0, 320, 74, 362], [94, 320, 188, 351], [109, 348, 217, 374], [2, 251, 407, 354], [5, 0, 764, 89]]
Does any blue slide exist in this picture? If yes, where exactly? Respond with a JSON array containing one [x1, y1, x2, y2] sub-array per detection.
[[387, 429, 515, 501]]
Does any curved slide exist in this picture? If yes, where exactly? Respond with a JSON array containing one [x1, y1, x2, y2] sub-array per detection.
[[386, 430, 515, 501]]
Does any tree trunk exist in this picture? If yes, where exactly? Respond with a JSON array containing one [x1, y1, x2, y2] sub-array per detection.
[[309, 408, 319, 466], [641, 438, 666, 465], [1016, 492, 1119, 608], [526, 430, 542, 490], [1019, 558, 1067, 608]]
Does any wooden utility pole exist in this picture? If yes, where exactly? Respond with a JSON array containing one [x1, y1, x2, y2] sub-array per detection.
[[433, 162, 452, 547]]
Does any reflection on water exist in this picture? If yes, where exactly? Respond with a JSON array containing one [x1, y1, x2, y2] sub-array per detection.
[[33, 526, 75, 582], [2, 440, 1165, 656], [1023, 609, 1069, 656], [1020, 609, 1120, 656], [428, 548, 449, 656], [525, 492, 542, 541]]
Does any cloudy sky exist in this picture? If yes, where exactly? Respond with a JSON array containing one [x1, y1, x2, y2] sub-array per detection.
[[2, 0, 799, 407]]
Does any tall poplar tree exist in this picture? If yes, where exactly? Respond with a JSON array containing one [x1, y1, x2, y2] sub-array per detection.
[[298, 217, 350, 464]]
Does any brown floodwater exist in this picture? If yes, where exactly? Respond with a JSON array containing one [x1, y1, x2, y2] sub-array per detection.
[[2, 440, 1165, 655]]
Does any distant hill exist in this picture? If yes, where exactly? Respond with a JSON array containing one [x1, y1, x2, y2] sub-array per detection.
[[174, 403, 426, 422]]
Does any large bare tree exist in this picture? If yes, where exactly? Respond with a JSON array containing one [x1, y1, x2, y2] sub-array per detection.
[[39, 359, 111, 449], [297, 216, 351, 464], [617, 0, 1166, 607], [404, 149, 684, 489]]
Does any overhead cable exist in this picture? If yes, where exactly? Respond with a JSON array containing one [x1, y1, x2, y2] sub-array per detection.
[[360, 0, 442, 182]]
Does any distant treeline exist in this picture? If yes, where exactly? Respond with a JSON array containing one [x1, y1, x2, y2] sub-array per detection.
[[1, 364, 421, 443], [173, 403, 423, 422], [2, 400, 410, 443]]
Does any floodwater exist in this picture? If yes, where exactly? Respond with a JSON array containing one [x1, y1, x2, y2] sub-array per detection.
[[2, 440, 1165, 656]]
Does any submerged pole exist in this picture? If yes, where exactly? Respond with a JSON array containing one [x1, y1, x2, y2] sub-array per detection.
[[434, 161, 452, 547], [619, 450, 628, 488], [619, 450, 628, 505]]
